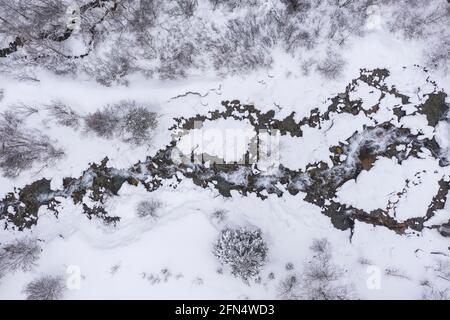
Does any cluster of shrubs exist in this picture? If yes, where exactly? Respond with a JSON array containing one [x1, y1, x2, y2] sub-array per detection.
[[47, 99, 158, 145], [277, 238, 351, 300], [1, 0, 446, 84], [0, 100, 158, 177], [84, 100, 158, 145], [0, 111, 64, 178], [210, 224, 353, 300], [0, 238, 65, 300], [210, 223, 353, 300]]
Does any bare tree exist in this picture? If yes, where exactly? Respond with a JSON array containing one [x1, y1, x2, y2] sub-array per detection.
[[0, 111, 64, 177], [0, 238, 41, 277], [46, 100, 80, 129], [23, 275, 65, 300]]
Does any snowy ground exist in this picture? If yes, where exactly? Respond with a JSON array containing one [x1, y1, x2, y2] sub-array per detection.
[[0, 1, 449, 300]]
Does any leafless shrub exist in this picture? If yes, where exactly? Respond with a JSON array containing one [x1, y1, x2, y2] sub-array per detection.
[[421, 280, 449, 300], [434, 259, 450, 281], [136, 199, 162, 218], [8, 103, 39, 119], [0, 112, 64, 177], [316, 50, 346, 79], [300, 58, 316, 76], [300, 238, 351, 300], [155, 31, 198, 80], [86, 52, 135, 87], [23, 275, 65, 300], [281, 0, 311, 15], [0, 0, 68, 42], [285, 262, 294, 271], [171, 0, 198, 18], [213, 227, 268, 281], [121, 102, 158, 144], [211, 209, 227, 224], [421, 259, 450, 300], [0, 238, 41, 277], [424, 32, 450, 73], [211, 14, 275, 76], [278, 275, 299, 299], [384, 267, 410, 280], [124, 0, 161, 34], [357, 257, 373, 266], [209, 0, 259, 10], [84, 106, 121, 139], [110, 263, 121, 275], [386, 0, 447, 40], [46, 101, 80, 129], [84, 101, 157, 145]]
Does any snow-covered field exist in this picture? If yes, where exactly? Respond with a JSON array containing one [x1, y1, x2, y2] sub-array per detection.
[[0, 0, 449, 300]]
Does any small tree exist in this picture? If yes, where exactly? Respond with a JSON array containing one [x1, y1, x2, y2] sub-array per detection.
[[0, 238, 41, 277], [23, 275, 65, 300], [213, 227, 268, 281]]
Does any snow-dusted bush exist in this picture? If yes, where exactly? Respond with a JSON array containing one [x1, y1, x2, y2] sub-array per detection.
[[424, 32, 450, 73], [209, 0, 260, 10], [0, 0, 68, 42], [85, 50, 135, 87], [387, 0, 447, 40], [281, 0, 310, 14], [0, 0, 446, 81], [0, 238, 41, 277], [171, 0, 198, 18], [136, 199, 162, 218], [23, 275, 65, 300], [300, 238, 351, 300], [84, 106, 121, 139], [210, 13, 275, 76], [316, 50, 346, 79], [85, 101, 157, 144], [0, 112, 64, 177], [213, 227, 268, 281], [122, 102, 158, 144], [46, 101, 80, 129]]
